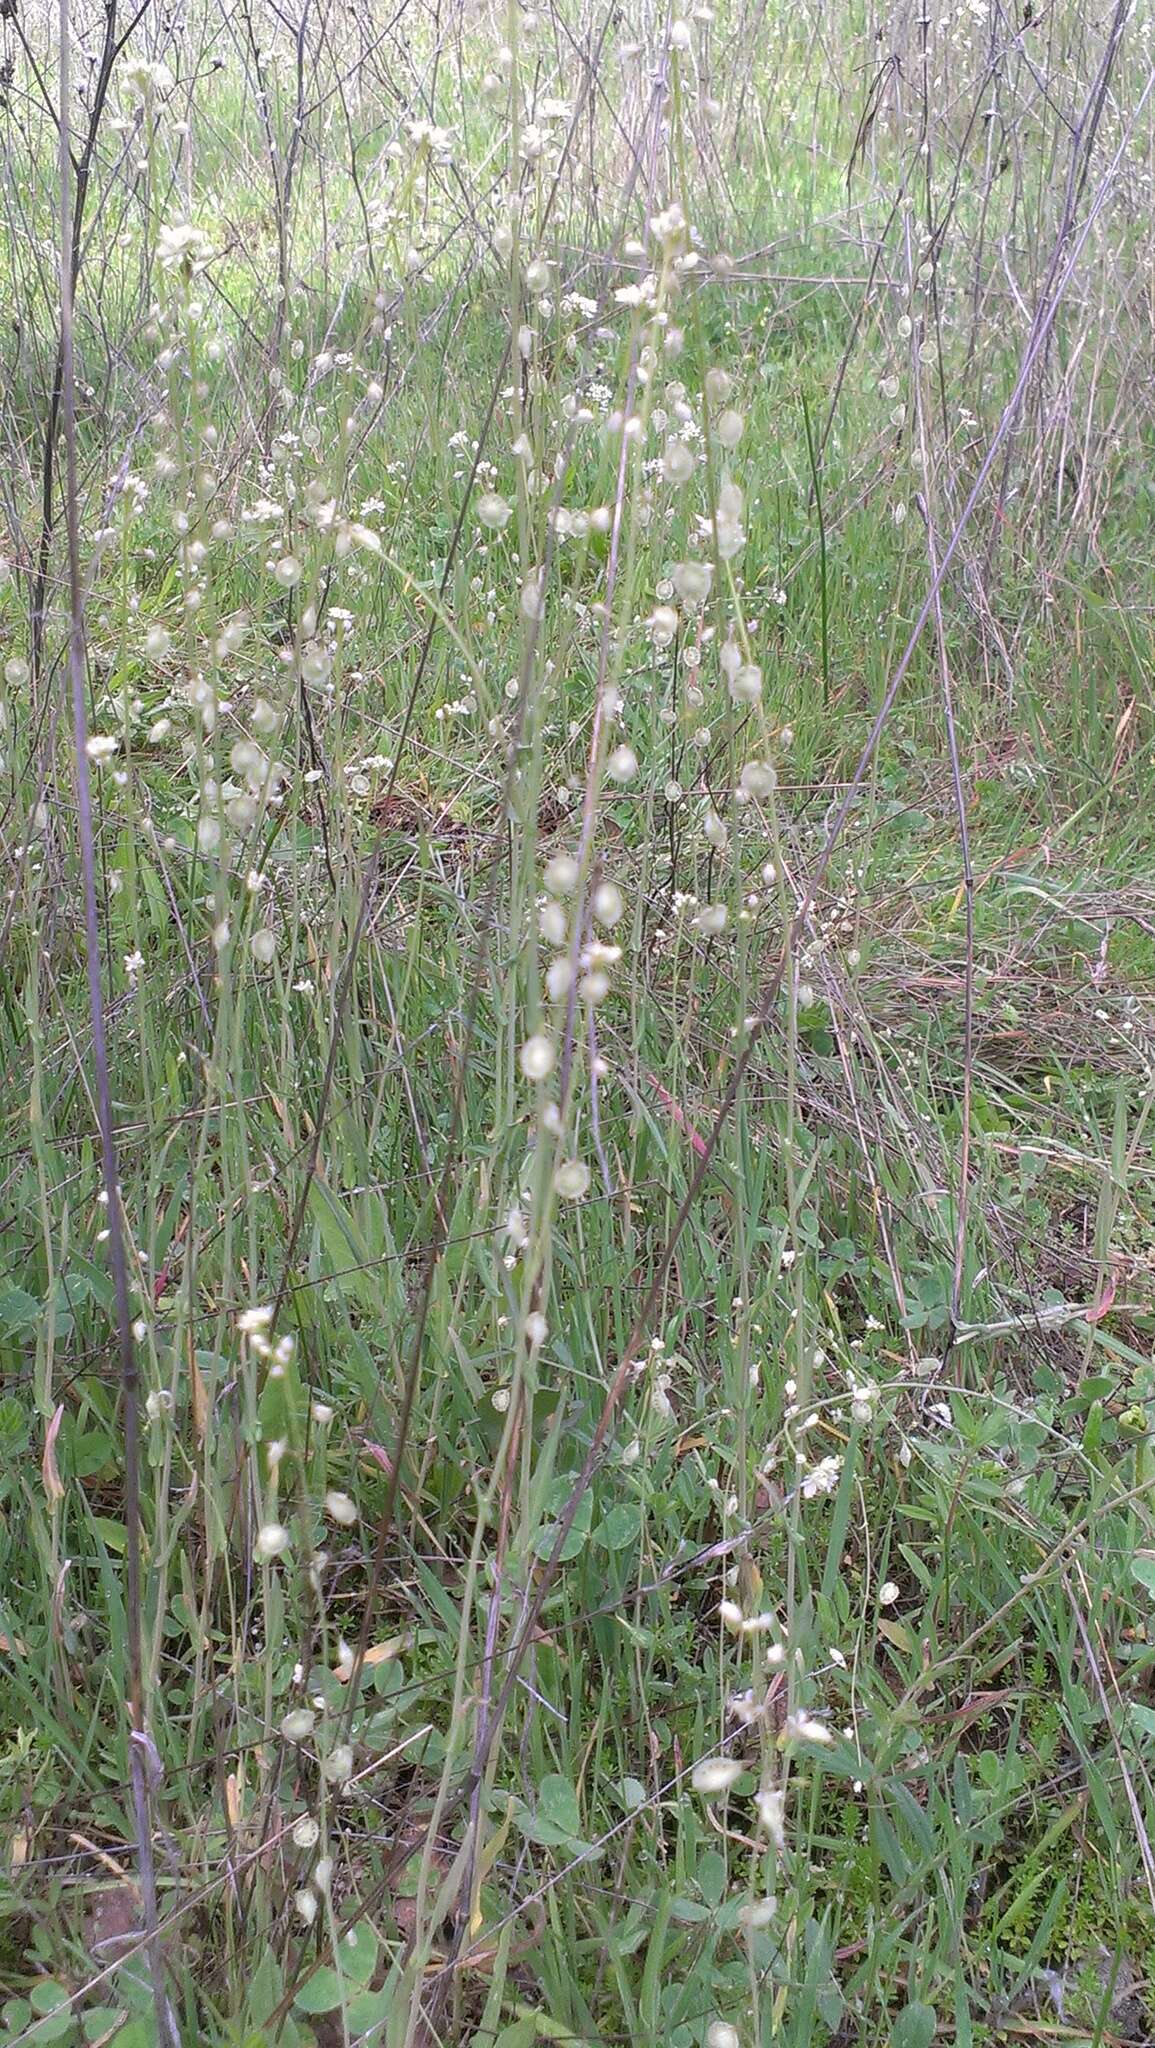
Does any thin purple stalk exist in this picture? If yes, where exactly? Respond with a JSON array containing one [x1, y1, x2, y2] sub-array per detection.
[[55, 2, 174, 2040]]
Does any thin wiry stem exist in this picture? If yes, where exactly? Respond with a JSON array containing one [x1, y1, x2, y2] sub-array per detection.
[[469, 61, 1155, 1779], [55, 2, 174, 2041], [270, 0, 623, 1744], [904, 206, 976, 1329]]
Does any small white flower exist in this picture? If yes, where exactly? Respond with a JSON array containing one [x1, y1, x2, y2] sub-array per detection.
[[281, 1708, 316, 1742], [800, 1455, 842, 1499], [878, 1580, 900, 1607], [156, 221, 212, 273], [123, 57, 173, 97], [406, 118, 453, 159], [322, 1744, 354, 1785], [477, 491, 513, 531], [324, 1491, 357, 1526], [255, 1523, 290, 1561], [607, 745, 637, 783], [85, 735, 118, 763], [294, 1888, 318, 1925], [292, 1814, 321, 1849], [238, 1305, 274, 1336], [850, 1378, 877, 1425], [706, 2025, 740, 2048], [650, 201, 686, 245], [715, 408, 745, 449]]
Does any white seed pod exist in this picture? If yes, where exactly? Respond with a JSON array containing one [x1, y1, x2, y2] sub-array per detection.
[[739, 760, 777, 798], [519, 1033, 555, 1080], [554, 1159, 590, 1200], [593, 881, 624, 927], [662, 439, 695, 485], [729, 663, 762, 705], [691, 1756, 743, 1796], [673, 559, 712, 606]]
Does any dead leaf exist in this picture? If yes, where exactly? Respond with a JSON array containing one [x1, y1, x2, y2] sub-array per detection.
[[335, 1633, 413, 1683], [42, 1405, 65, 1506], [190, 1352, 208, 1440], [644, 1072, 710, 1159], [1084, 1270, 1118, 1323], [877, 1617, 915, 1654], [85, 1883, 141, 1959]]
